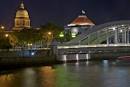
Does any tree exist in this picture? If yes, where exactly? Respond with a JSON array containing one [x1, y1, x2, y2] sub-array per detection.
[[40, 23, 64, 46], [40, 23, 64, 39]]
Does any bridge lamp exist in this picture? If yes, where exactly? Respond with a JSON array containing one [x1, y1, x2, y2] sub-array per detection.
[[120, 30, 123, 33], [112, 27, 116, 31], [121, 25, 125, 27]]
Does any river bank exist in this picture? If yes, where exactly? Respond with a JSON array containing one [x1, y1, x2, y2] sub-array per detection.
[[0, 55, 62, 70]]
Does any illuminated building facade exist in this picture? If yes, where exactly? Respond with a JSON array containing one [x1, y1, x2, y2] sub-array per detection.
[[13, 1, 30, 30]]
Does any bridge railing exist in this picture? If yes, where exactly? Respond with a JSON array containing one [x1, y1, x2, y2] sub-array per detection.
[[58, 44, 130, 49]]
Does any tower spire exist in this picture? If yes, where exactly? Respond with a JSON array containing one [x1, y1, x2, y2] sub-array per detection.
[[81, 10, 86, 15], [20, 0, 24, 9]]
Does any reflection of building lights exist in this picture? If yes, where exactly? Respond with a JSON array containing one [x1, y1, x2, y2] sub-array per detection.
[[75, 62, 79, 66], [102, 60, 109, 67]]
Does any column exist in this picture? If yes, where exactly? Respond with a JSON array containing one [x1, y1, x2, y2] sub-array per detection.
[[106, 29, 109, 45], [86, 53, 90, 60], [127, 29, 129, 44], [115, 29, 118, 44], [76, 54, 79, 61], [124, 28, 127, 44]]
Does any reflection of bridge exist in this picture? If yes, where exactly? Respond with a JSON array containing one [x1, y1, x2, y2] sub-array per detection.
[[57, 20, 130, 61]]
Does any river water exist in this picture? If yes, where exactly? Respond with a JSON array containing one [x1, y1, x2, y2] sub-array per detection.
[[1, 60, 130, 87]]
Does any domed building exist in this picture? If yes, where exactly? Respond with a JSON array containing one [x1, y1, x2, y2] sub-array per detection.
[[13, 1, 30, 30], [65, 10, 95, 37]]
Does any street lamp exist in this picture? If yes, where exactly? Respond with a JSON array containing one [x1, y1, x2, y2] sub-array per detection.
[[48, 32, 52, 35], [1, 26, 5, 30], [5, 34, 9, 38], [59, 32, 64, 38], [46, 31, 53, 47], [59, 32, 64, 43]]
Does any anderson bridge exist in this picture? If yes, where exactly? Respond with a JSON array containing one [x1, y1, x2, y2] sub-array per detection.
[[56, 20, 130, 61]]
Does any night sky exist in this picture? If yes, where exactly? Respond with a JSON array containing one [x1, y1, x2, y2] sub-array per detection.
[[0, 0, 130, 29]]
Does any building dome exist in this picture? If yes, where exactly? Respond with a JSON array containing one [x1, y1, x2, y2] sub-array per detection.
[[16, 9, 29, 18], [68, 10, 95, 27], [13, 1, 31, 30], [15, 2, 29, 18]]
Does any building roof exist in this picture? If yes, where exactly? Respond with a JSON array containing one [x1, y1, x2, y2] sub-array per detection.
[[68, 12, 95, 27], [15, 1, 29, 18]]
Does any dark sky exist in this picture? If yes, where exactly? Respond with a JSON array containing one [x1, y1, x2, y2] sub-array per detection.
[[0, 0, 130, 29]]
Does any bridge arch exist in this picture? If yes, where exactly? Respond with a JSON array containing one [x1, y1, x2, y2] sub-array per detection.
[[65, 20, 130, 45]]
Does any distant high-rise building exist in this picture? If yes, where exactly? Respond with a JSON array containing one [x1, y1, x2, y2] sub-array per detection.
[[13, 1, 30, 30]]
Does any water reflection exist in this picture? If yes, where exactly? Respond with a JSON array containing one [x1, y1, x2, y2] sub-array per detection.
[[0, 61, 130, 87], [40, 66, 56, 87], [22, 68, 37, 87], [0, 74, 14, 87]]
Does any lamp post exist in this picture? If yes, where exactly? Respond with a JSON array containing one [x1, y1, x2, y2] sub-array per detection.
[[46, 31, 53, 47], [5, 34, 9, 38], [1, 26, 5, 30], [59, 32, 64, 43]]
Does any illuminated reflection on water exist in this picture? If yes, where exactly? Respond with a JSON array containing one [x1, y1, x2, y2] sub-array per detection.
[[1, 61, 130, 87]]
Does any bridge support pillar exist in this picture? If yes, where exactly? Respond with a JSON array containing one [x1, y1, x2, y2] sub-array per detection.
[[62, 54, 67, 62], [86, 53, 90, 60], [115, 29, 118, 44], [127, 30, 129, 44], [76, 54, 79, 61]]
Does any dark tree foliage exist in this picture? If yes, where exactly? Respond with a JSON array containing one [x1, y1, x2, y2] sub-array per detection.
[[11, 23, 63, 46], [0, 36, 12, 49], [40, 23, 64, 39], [13, 28, 42, 44]]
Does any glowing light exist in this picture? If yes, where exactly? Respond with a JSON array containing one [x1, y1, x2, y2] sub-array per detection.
[[31, 52, 35, 56], [72, 28, 78, 33], [120, 30, 123, 33], [121, 25, 124, 27], [112, 27, 116, 31], [5, 34, 9, 37], [63, 55, 67, 62], [76, 54, 79, 61], [1, 26, 5, 29], [59, 32, 64, 37], [28, 43, 32, 46], [86, 54, 90, 60], [72, 33, 76, 38], [82, 10, 86, 14], [48, 32, 52, 35]]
